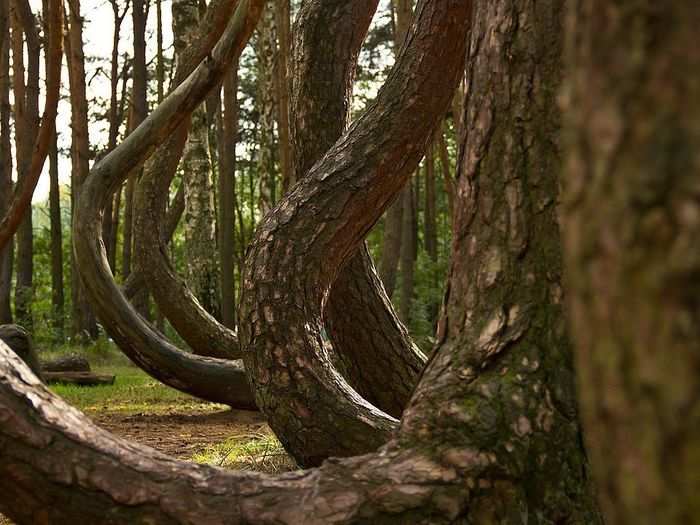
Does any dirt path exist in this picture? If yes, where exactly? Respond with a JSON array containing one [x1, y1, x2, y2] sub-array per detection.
[[91, 408, 268, 459]]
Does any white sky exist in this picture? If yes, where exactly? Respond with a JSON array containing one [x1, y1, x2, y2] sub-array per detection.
[[29, 0, 174, 201]]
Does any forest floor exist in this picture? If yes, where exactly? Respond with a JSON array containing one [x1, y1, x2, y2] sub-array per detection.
[[0, 341, 296, 524]]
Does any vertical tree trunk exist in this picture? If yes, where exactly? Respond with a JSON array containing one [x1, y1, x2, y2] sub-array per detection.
[[0, 0, 12, 325], [255, 4, 277, 216], [65, 0, 98, 341], [398, 173, 415, 323], [219, 60, 238, 329], [424, 143, 437, 261], [11, 0, 38, 331], [562, 1, 700, 523], [48, 129, 63, 342], [379, 0, 413, 296], [275, 0, 292, 192], [437, 128, 455, 217], [173, 0, 222, 318], [156, 0, 164, 104]]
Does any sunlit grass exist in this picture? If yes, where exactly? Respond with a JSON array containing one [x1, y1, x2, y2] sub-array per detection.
[[191, 432, 296, 473]]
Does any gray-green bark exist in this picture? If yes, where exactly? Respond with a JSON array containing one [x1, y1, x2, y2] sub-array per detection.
[[173, 0, 222, 318], [562, 1, 700, 522]]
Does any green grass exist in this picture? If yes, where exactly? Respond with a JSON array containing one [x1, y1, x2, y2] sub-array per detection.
[[43, 338, 225, 414], [192, 431, 296, 473]]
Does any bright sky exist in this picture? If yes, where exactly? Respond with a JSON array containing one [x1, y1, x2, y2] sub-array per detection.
[[29, 0, 174, 201]]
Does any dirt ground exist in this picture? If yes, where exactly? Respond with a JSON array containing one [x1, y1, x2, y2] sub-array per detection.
[[91, 407, 269, 459], [0, 408, 272, 524]]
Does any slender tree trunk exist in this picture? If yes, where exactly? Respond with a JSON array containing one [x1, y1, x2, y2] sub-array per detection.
[[48, 132, 63, 342], [0, 0, 12, 324], [255, 4, 277, 216], [437, 128, 455, 217], [275, 0, 292, 192], [156, 0, 164, 103], [562, 1, 700, 523], [172, 0, 222, 318], [378, 0, 413, 296], [219, 60, 238, 329], [11, 0, 37, 331], [65, 0, 98, 341], [398, 173, 415, 323]]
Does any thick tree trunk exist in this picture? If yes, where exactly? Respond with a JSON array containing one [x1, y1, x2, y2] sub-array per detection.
[[173, 0, 223, 320], [0, 2, 603, 521], [239, 0, 470, 467], [291, 0, 425, 420], [562, 1, 700, 523], [0, 1, 12, 325], [65, 0, 98, 341], [73, 0, 263, 409]]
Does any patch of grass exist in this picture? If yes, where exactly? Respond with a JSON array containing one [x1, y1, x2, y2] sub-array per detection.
[[44, 338, 225, 415], [192, 432, 296, 474]]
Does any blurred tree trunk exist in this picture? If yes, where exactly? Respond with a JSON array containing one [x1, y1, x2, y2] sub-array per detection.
[[398, 173, 415, 323], [255, 4, 277, 216], [379, 0, 413, 296], [173, 0, 222, 318], [11, 0, 38, 331], [562, 1, 700, 523], [218, 60, 238, 330], [0, 0, 12, 325], [65, 0, 98, 341], [275, 0, 292, 192]]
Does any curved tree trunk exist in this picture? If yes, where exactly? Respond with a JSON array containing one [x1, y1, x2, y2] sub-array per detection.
[[239, 0, 471, 467], [0, 1, 605, 520], [131, 0, 242, 361], [290, 0, 425, 419], [72, 0, 264, 409], [562, 1, 700, 522]]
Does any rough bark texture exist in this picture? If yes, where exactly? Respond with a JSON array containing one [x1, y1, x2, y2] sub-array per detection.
[[174, 0, 223, 319], [65, 0, 98, 341], [0, 324, 41, 379], [0, 2, 604, 520], [0, 0, 12, 325], [255, 4, 277, 216], [73, 0, 263, 409], [133, 0, 242, 360], [291, 0, 425, 420], [239, 0, 470, 467], [561, 1, 700, 523]]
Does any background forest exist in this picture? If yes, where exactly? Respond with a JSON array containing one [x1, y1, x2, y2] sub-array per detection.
[[0, 0, 456, 351]]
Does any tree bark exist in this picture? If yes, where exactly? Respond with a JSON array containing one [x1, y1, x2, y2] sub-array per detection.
[[219, 60, 238, 329], [48, 130, 64, 342], [173, 0, 223, 320], [239, 0, 470, 467], [561, 1, 700, 523], [73, 0, 263, 408], [65, 0, 98, 341], [132, 0, 244, 360], [255, 4, 277, 216], [275, 0, 292, 193], [0, 2, 604, 521], [398, 174, 416, 323], [10, 0, 37, 331], [291, 0, 425, 420], [0, 0, 12, 325]]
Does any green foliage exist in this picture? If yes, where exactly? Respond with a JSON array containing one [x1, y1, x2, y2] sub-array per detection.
[[191, 432, 296, 473]]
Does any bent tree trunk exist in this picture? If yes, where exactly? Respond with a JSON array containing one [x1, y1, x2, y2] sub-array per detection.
[[239, 0, 471, 467], [132, 0, 243, 361], [291, 0, 425, 419], [71, 0, 264, 408], [0, 0, 601, 525], [562, 1, 700, 522], [0, 1, 604, 520]]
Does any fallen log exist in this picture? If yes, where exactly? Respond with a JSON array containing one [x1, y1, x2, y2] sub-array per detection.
[[44, 372, 115, 386], [41, 354, 91, 373]]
